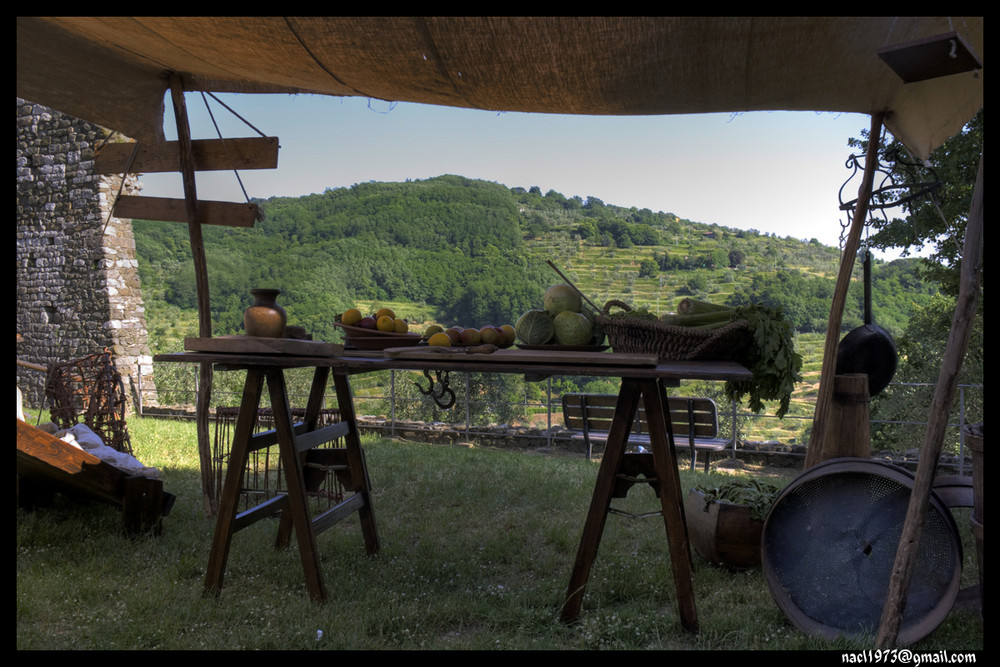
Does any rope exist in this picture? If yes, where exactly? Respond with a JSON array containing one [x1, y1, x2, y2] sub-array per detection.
[[200, 92, 252, 204], [99, 137, 139, 239]]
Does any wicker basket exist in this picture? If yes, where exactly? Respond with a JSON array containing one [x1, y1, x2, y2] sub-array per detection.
[[597, 300, 750, 361]]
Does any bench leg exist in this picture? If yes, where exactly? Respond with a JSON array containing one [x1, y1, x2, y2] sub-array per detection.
[[122, 475, 165, 536]]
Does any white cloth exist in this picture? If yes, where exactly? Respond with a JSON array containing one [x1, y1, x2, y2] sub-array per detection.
[[17, 386, 27, 422], [56, 423, 160, 479]]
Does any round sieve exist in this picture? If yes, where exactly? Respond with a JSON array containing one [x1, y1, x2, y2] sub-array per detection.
[[761, 458, 961, 645]]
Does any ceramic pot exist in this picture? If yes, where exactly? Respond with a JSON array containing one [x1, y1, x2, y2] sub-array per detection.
[[244, 288, 287, 337]]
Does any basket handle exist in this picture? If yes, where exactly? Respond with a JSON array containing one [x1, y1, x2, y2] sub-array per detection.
[[601, 299, 632, 316]]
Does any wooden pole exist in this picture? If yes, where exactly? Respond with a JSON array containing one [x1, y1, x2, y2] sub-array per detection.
[[805, 112, 884, 469], [169, 74, 217, 516], [876, 153, 983, 647]]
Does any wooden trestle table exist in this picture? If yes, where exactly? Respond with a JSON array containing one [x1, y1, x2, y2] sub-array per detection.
[[156, 344, 751, 632]]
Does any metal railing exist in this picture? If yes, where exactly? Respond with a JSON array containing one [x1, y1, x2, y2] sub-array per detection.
[[139, 363, 982, 473]]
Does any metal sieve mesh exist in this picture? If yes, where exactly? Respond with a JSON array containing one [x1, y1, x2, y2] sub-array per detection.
[[762, 459, 961, 645]]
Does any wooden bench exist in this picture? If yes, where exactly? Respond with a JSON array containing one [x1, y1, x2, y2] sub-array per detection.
[[562, 393, 731, 471]]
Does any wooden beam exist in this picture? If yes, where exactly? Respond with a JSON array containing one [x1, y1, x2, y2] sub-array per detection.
[[876, 152, 983, 647], [168, 76, 210, 337], [805, 112, 884, 469], [95, 137, 279, 174], [17, 418, 124, 506], [113, 195, 260, 227], [168, 73, 216, 517]]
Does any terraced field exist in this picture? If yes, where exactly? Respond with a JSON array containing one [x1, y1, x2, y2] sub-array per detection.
[[517, 229, 835, 445]]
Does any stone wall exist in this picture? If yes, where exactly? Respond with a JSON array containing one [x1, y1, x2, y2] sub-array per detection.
[[16, 98, 156, 412]]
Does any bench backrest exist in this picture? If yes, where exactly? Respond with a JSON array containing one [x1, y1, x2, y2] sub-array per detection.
[[561, 393, 719, 441]]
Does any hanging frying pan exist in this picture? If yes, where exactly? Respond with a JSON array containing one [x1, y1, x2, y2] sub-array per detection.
[[836, 250, 897, 396]]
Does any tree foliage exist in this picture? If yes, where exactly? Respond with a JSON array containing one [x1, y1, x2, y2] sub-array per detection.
[[851, 109, 982, 298], [135, 176, 553, 342], [848, 111, 983, 450], [133, 174, 940, 349]]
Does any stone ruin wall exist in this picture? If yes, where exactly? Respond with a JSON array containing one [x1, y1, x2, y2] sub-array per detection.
[[16, 98, 157, 412]]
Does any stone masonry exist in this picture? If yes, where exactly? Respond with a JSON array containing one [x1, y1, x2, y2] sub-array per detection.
[[17, 98, 157, 411]]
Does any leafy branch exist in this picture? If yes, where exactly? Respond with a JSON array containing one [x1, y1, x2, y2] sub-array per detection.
[[724, 302, 803, 418]]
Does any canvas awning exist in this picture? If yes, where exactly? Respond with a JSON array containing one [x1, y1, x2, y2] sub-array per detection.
[[17, 16, 983, 160]]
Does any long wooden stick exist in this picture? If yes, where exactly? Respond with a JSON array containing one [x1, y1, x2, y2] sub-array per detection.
[[169, 74, 216, 516], [876, 153, 983, 647], [17, 359, 49, 373], [805, 112, 884, 469]]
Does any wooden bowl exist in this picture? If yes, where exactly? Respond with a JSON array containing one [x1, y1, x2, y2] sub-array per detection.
[[344, 334, 422, 350], [335, 323, 422, 349]]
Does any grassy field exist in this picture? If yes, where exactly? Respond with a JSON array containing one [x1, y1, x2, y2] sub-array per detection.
[[17, 415, 982, 651]]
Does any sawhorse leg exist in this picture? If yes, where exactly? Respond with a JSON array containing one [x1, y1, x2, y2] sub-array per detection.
[[273, 370, 380, 557], [273, 366, 333, 549], [331, 371, 381, 556], [204, 365, 380, 603], [560, 378, 698, 632], [644, 379, 698, 630], [204, 366, 265, 597], [204, 366, 326, 601], [267, 367, 327, 602]]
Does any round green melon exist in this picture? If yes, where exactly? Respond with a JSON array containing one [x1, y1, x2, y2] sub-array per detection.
[[543, 284, 582, 317], [515, 310, 555, 345], [553, 310, 593, 346]]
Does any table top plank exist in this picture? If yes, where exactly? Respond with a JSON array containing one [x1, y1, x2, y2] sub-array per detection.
[[154, 350, 753, 382], [383, 346, 658, 366]]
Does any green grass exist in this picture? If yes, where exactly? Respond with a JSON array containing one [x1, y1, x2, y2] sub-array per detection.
[[17, 415, 983, 651]]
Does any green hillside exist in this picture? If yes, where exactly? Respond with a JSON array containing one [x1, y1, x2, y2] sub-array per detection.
[[134, 174, 938, 354], [132, 175, 941, 444]]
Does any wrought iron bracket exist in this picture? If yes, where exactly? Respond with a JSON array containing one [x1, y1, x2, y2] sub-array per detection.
[[838, 141, 942, 248], [414, 369, 456, 409]]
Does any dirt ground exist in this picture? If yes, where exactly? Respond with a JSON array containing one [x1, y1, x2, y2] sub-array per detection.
[[711, 457, 802, 484]]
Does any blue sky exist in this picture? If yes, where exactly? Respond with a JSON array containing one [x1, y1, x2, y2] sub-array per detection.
[[140, 92, 912, 259]]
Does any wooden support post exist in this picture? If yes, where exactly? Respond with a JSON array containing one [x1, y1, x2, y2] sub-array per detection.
[[877, 153, 983, 647], [820, 373, 872, 461], [168, 73, 216, 516], [806, 112, 884, 469]]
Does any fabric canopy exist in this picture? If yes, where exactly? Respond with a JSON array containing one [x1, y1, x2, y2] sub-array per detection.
[[17, 16, 983, 159]]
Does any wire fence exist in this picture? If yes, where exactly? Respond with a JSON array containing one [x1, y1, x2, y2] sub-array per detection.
[[140, 362, 982, 474]]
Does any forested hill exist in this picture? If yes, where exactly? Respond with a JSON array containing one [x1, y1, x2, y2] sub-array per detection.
[[133, 174, 938, 349]]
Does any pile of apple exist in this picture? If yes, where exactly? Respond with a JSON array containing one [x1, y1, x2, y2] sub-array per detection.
[[423, 322, 517, 348], [340, 307, 412, 334]]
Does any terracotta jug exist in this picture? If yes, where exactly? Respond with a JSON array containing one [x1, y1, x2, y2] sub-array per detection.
[[244, 288, 287, 337]]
